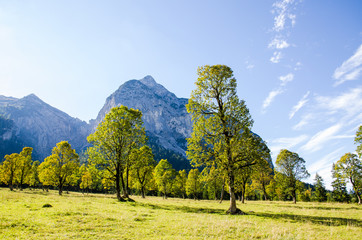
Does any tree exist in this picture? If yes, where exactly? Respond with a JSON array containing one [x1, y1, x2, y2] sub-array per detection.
[[173, 169, 188, 199], [154, 159, 175, 199], [186, 169, 201, 200], [331, 163, 350, 203], [1, 153, 19, 190], [16, 147, 33, 190], [38, 141, 79, 195], [29, 160, 41, 189], [275, 149, 310, 204], [252, 159, 273, 201], [355, 125, 362, 158], [313, 173, 327, 202], [200, 165, 223, 200], [130, 146, 156, 198], [87, 106, 146, 201], [334, 153, 362, 204], [187, 65, 266, 214]]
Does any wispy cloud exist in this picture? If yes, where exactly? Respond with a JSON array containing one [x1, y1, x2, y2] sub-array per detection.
[[269, 0, 300, 63], [268, 38, 290, 49], [263, 88, 284, 109], [269, 134, 309, 158], [279, 73, 294, 86], [245, 60, 255, 70], [293, 86, 362, 130], [316, 86, 362, 116], [333, 43, 362, 86], [272, 0, 296, 32], [263, 73, 294, 111], [270, 51, 282, 63], [289, 91, 310, 119], [300, 124, 350, 153]]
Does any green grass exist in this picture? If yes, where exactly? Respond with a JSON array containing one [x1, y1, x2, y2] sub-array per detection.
[[0, 188, 361, 239]]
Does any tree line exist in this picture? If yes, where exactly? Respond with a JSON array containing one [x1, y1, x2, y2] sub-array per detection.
[[0, 65, 361, 213]]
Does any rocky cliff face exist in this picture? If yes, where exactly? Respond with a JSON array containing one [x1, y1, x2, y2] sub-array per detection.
[[93, 76, 192, 159], [0, 94, 90, 160]]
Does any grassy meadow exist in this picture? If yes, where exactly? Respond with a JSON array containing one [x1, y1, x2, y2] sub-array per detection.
[[0, 188, 361, 239]]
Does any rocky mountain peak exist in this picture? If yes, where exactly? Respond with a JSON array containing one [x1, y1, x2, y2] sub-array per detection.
[[140, 75, 157, 88]]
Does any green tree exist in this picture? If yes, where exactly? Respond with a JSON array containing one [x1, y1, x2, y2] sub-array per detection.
[[38, 141, 79, 195], [187, 65, 265, 214], [331, 163, 350, 203], [87, 106, 146, 201], [276, 149, 310, 204], [173, 169, 188, 199], [16, 147, 33, 190], [355, 125, 362, 158], [252, 159, 273, 201], [29, 160, 40, 189], [131, 146, 156, 198], [313, 173, 327, 202], [334, 153, 362, 204], [154, 159, 175, 199], [200, 165, 223, 200], [186, 169, 201, 200], [1, 153, 19, 190]]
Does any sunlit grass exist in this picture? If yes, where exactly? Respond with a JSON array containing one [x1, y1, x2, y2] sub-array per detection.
[[0, 188, 361, 239]]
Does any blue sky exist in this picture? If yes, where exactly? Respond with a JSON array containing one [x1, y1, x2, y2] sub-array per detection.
[[1, 0, 361, 188]]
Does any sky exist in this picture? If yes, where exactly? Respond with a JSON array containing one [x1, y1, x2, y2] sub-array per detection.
[[1, 0, 361, 189]]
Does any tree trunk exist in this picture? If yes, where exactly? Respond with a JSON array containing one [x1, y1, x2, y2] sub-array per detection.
[[292, 190, 296, 204], [219, 178, 225, 203], [241, 190, 245, 204], [120, 172, 128, 199], [115, 171, 124, 201], [141, 186, 145, 198], [227, 171, 243, 214]]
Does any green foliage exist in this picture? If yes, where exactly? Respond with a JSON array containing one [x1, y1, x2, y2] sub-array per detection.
[[130, 145, 156, 198], [154, 159, 175, 199], [173, 169, 187, 198], [38, 141, 79, 195], [276, 149, 310, 203], [313, 173, 327, 202], [334, 153, 362, 204], [355, 125, 362, 158], [87, 106, 146, 201], [187, 64, 267, 214], [186, 169, 201, 200], [16, 147, 33, 189], [331, 163, 350, 203], [0, 153, 19, 190], [28, 160, 40, 189]]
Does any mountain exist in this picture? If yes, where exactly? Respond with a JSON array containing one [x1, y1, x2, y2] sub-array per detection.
[[0, 94, 90, 160], [0, 76, 192, 169], [93, 76, 192, 169]]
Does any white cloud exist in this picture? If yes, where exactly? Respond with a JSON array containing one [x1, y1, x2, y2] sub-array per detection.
[[315, 86, 362, 116], [263, 88, 284, 110], [279, 73, 294, 86], [269, 134, 309, 159], [270, 51, 282, 63], [307, 147, 345, 190], [268, 38, 290, 49], [245, 60, 255, 70], [262, 73, 294, 111], [300, 124, 343, 153], [289, 91, 310, 119], [333, 43, 362, 86], [272, 0, 296, 32]]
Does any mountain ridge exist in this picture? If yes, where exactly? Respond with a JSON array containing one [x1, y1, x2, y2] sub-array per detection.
[[0, 76, 192, 169]]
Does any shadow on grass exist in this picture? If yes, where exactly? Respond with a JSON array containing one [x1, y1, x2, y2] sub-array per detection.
[[249, 212, 362, 227], [268, 204, 361, 211], [131, 202, 225, 215], [130, 202, 362, 227]]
